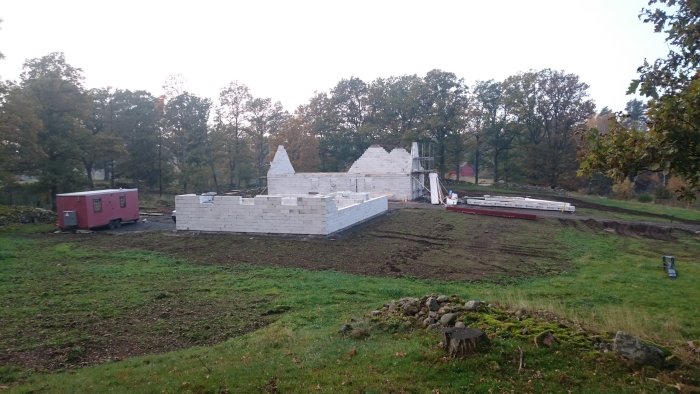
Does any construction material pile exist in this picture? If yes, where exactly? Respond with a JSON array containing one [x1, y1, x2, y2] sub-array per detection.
[[466, 195, 575, 213]]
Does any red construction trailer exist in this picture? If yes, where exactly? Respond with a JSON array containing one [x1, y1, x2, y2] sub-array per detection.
[[56, 189, 140, 230]]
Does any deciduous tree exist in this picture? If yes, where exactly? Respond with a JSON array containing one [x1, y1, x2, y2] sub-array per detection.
[[582, 0, 699, 200], [506, 69, 594, 186], [0, 83, 43, 187], [421, 69, 468, 177], [322, 77, 372, 170], [246, 97, 287, 184], [366, 75, 426, 146], [270, 105, 321, 172], [217, 81, 252, 188], [163, 92, 212, 193], [109, 89, 162, 188], [471, 80, 520, 183], [15, 52, 92, 208]]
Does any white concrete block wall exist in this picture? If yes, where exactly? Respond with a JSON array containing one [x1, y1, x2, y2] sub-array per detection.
[[348, 146, 413, 174], [268, 146, 296, 175], [268, 173, 415, 201], [267, 144, 425, 201], [175, 192, 387, 235], [327, 196, 388, 234]]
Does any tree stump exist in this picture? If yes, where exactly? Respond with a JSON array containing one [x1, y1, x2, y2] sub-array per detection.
[[441, 327, 489, 358]]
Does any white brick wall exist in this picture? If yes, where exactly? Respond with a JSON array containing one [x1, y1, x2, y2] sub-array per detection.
[[268, 145, 295, 175], [268, 173, 418, 201], [348, 145, 413, 174], [267, 145, 425, 201], [175, 192, 387, 235]]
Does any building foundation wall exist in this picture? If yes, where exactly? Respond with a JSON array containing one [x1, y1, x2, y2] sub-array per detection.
[[175, 192, 387, 235]]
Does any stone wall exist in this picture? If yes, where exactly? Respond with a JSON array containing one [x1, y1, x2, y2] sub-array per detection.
[[175, 192, 388, 235]]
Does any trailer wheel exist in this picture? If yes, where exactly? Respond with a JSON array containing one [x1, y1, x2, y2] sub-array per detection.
[[115, 219, 122, 228], [108, 220, 118, 230]]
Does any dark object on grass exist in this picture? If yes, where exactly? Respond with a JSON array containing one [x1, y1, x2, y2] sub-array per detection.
[[613, 331, 665, 368], [339, 324, 353, 334], [441, 327, 489, 358], [662, 255, 677, 279], [535, 330, 557, 348]]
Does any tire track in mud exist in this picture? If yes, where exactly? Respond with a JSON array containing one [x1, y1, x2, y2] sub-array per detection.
[[369, 232, 451, 246], [496, 244, 562, 259], [370, 220, 458, 274]]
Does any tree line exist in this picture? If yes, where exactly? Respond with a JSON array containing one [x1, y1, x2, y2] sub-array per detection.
[[1, 51, 601, 208], [579, 0, 699, 201], [2, 1, 697, 208]]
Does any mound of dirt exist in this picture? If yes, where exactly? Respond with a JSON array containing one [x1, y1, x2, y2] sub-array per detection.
[[559, 218, 679, 241]]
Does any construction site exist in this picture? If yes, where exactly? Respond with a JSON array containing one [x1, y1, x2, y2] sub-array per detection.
[[176, 142, 433, 234], [174, 142, 579, 235], [4, 147, 700, 392]]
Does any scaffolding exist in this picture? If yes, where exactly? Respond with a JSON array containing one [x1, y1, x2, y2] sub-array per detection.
[[414, 140, 435, 172], [410, 141, 439, 200]]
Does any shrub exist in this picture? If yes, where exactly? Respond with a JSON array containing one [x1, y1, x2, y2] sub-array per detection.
[[612, 179, 635, 200], [654, 185, 672, 200], [586, 173, 613, 195], [637, 194, 653, 203], [666, 176, 699, 201]]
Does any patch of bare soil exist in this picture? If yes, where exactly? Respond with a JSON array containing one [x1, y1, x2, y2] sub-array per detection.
[[0, 297, 274, 371], [558, 218, 678, 241], [49, 208, 571, 282]]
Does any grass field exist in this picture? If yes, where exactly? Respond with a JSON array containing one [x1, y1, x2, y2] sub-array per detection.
[[575, 195, 700, 222], [1, 206, 699, 392]]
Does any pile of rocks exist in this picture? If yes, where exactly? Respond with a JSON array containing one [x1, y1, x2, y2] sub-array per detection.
[[369, 295, 488, 330], [365, 295, 675, 368]]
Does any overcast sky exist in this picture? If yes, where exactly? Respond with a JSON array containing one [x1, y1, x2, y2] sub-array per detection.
[[1, 0, 669, 113]]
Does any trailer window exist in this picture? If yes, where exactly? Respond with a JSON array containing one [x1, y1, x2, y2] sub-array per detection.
[[119, 195, 126, 208], [93, 198, 102, 213]]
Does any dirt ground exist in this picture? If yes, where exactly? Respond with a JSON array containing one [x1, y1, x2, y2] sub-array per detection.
[[51, 198, 700, 282], [1, 298, 273, 371], [7, 203, 695, 373], [7, 207, 572, 372], [55, 208, 571, 282]]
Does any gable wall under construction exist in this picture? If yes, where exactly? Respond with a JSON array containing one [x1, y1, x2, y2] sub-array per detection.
[[267, 144, 425, 201]]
